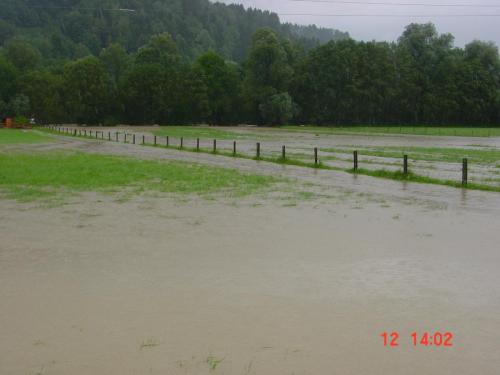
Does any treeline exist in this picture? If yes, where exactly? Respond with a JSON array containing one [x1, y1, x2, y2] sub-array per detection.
[[1, 23, 499, 126]]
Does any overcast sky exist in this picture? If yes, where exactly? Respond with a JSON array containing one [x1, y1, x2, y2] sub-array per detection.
[[219, 0, 500, 47]]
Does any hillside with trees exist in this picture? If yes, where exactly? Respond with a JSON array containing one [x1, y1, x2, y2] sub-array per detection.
[[0, 0, 348, 62]]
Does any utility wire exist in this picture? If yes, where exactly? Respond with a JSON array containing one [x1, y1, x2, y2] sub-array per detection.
[[289, 0, 500, 7], [21, 5, 136, 12]]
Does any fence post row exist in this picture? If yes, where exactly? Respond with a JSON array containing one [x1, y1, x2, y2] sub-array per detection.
[[48, 129, 474, 187]]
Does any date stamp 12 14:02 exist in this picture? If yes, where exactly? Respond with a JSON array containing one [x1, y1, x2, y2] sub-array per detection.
[[381, 332, 454, 348]]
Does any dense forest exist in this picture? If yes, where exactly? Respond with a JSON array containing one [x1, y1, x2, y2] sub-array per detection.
[[0, 1, 499, 125], [0, 0, 348, 61]]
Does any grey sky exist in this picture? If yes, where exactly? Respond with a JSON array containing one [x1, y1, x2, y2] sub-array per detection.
[[219, 0, 500, 47]]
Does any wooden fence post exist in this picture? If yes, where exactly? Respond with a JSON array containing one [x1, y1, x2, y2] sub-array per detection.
[[180, 137, 183, 149], [142, 135, 145, 144], [154, 136, 157, 146], [353, 151, 358, 171], [403, 155, 408, 175], [462, 158, 468, 186], [256, 142, 260, 158], [233, 141, 236, 156], [282, 145, 286, 160], [314, 147, 318, 166], [133, 134, 135, 144], [213, 139, 217, 153], [166, 136, 169, 147], [197, 138, 200, 151]]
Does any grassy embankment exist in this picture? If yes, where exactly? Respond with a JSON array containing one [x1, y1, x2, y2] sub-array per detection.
[[0, 152, 279, 201], [281, 126, 500, 138], [0, 129, 51, 144]]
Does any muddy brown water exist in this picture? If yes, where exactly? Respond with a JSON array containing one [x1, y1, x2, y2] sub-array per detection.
[[1, 135, 500, 374]]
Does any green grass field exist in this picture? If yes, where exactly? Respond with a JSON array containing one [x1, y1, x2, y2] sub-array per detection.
[[0, 152, 279, 201], [153, 126, 260, 140], [0, 129, 51, 144], [282, 126, 500, 138], [321, 146, 500, 165]]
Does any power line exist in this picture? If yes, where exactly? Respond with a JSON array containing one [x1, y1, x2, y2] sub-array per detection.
[[279, 12, 500, 15], [22, 5, 136, 12], [289, 0, 500, 7]]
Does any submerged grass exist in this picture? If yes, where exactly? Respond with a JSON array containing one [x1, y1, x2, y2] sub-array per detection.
[[354, 168, 500, 192], [153, 126, 262, 140], [282, 125, 500, 138], [322, 146, 500, 165], [0, 129, 51, 144], [0, 152, 280, 201]]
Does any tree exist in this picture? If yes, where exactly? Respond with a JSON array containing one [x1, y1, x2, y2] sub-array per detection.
[[3, 39, 41, 71], [0, 58, 18, 104], [19, 70, 64, 123], [120, 63, 176, 124], [457, 41, 500, 124], [100, 43, 130, 84], [9, 94, 30, 117], [259, 92, 297, 125], [62, 56, 111, 124], [195, 50, 241, 124], [135, 33, 180, 67], [243, 28, 295, 124]]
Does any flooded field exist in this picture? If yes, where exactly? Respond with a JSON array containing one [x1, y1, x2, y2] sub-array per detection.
[[1, 129, 500, 374], [72, 125, 500, 188]]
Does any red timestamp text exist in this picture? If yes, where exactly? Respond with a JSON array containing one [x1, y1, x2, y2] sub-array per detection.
[[380, 331, 454, 347]]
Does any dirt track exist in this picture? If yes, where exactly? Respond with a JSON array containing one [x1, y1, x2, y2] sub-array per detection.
[[1, 133, 500, 374]]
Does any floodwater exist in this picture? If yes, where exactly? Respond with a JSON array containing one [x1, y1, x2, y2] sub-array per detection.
[[1, 134, 500, 374]]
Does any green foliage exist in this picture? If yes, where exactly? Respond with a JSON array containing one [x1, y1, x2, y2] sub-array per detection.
[[0, 58, 18, 104], [18, 70, 64, 123], [9, 94, 30, 117], [195, 51, 242, 124], [243, 28, 297, 124], [259, 92, 297, 125], [2, 39, 41, 71], [62, 56, 111, 124]]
